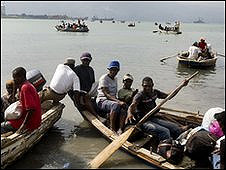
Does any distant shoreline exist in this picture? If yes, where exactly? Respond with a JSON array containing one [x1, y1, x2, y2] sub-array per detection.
[[1, 14, 88, 21]]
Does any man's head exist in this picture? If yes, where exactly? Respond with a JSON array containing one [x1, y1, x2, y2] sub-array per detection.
[[193, 42, 198, 47], [80, 52, 92, 66], [142, 77, 154, 93], [12, 67, 27, 88], [200, 37, 205, 42], [107, 60, 120, 78], [64, 58, 75, 69], [123, 74, 133, 89]]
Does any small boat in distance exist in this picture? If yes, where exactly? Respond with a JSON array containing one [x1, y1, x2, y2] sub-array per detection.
[[193, 18, 205, 23], [177, 51, 217, 68], [128, 23, 135, 27], [91, 16, 114, 22], [154, 21, 182, 34]]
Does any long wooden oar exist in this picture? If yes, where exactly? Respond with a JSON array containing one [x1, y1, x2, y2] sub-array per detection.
[[88, 71, 199, 169], [160, 53, 179, 62]]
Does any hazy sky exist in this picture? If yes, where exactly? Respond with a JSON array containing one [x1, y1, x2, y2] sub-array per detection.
[[2, 1, 225, 23]]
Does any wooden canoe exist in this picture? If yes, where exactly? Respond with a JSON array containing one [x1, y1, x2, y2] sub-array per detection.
[[80, 106, 204, 169], [177, 55, 217, 68], [1, 101, 65, 169]]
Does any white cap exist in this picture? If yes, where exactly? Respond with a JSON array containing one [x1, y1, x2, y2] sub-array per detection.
[[123, 74, 133, 81]]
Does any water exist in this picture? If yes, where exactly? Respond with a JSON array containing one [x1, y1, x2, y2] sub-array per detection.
[[1, 19, 225, 169]]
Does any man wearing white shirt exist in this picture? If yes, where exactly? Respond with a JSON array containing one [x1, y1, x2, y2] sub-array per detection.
[[188, 42, 200, 60], [40, 58, 80, 105]]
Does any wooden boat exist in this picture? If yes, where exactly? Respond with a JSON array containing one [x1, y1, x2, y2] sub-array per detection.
[[1, 101, 65, 169], [177, 54, 217, 68], [55, 25, 89, 32], [80, 106, 206, 169]]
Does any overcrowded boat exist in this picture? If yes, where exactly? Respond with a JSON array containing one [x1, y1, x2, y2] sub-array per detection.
[[79, 106, 207, 169], [1, 100, 65, 169], [1, 69, 65, 169], [55, 25, 89, 32], [177, 52, 217, 68]]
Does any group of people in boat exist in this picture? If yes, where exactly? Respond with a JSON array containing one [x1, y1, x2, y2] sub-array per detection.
[[182, 37, 215, 61], [158, 21, 180, 32], [57, 19, 88, 30], [1, 52, 225, 169]]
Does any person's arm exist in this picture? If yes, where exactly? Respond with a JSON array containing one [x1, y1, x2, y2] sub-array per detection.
[[16, 109, 34, 134], [71, 90, 82, 109], [125, 101, 138, 124], [102, 87, 125, 106]]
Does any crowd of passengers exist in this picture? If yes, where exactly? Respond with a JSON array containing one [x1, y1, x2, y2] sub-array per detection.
[[1, 52, 224, 169], [58, 19, 87, 30]]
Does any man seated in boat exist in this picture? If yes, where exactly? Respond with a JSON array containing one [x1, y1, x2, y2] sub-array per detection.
[[187, 42, 200, 60], [1, 67, 41, 134], [125, 76, 188, 142], [198, 37, 207, 53], [1, 80, 18, 123], [118, 74, 138, 106], [197, 43, 214, 61], [96, 60, 127, 135], [158, 24, 164, 30]]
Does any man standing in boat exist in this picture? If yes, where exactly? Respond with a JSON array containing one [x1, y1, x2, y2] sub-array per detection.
[[68, 52, 103, 121], [126, 76, 187, 142], [1, 67, 41, 134]]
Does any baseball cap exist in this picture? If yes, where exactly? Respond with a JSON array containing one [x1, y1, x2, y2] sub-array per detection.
[[123, 74, 133, 81], [107, 60, 120, 70], [80, 52, 92, 61]]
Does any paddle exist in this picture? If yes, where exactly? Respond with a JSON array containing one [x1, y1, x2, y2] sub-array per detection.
[[160, 53, 179, 62], [88, 71, 199, 168], [216, 52, 225, 57]]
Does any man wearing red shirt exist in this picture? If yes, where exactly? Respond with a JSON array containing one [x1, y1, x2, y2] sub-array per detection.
[[198, 37, 207, 52], [1, 67, 41, 134]]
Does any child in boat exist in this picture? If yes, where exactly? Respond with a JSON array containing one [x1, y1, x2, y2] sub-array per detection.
[[118, 73, 138, 106], [1, 80, 18, 123]]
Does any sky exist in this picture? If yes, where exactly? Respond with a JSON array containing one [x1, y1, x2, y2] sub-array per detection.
[[2, 1, 225, 23]]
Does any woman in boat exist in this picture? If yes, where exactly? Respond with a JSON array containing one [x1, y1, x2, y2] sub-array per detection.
[[96, 60, 127, 135], [125, 76, 188, 142]]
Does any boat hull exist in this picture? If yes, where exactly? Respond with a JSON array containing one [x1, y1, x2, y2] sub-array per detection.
[[177, 56, 217, 68], [55, 25, 89, 32], [1, 101, 65, 169], [80, 106, 204, 169]]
